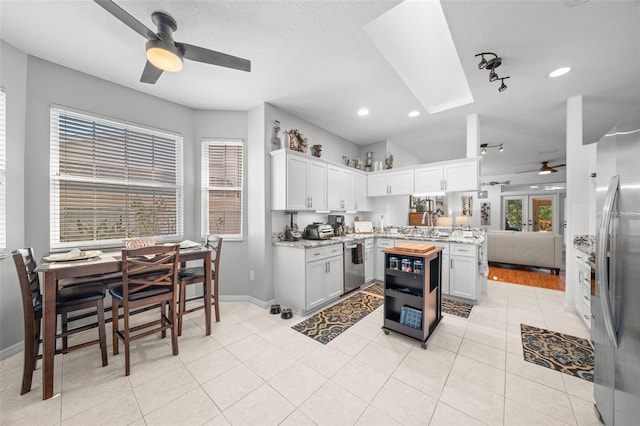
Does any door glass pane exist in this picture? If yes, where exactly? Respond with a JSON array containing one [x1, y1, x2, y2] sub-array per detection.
[[531, 197, 553, 231], [505, 199, 523, 231]]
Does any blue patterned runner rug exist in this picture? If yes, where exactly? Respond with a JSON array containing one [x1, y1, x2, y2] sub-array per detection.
[[292, 292, 384, 344], [521, 324, 594, 382]]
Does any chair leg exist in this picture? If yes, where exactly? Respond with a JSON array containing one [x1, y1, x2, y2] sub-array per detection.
[[178, 282, 187, 336], [96, 299, 108, 367], [20, 318, 38, 395], [112, 299, 119, 356], [61, 312, 68, 352], [123, 303, 130, 376], [170, 297, 179, 356], [213, 279, 220, 323], [160, 301, 167, 339]]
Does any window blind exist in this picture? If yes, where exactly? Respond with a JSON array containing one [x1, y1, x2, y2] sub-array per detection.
[[0, 88, 6, 255], [50, 107, 183, 249], [201, 140, 243, 240]]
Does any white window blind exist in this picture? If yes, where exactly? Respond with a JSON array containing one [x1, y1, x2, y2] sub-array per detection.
[[201, 140, 243, 240], [50, 107, 183, 249], [0, 88, 6, 256]]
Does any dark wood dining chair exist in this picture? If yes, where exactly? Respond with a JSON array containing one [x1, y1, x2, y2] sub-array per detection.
[[12, 248, 108, 395], [177, 236, 222, 336], [109, 244, 180, 376]]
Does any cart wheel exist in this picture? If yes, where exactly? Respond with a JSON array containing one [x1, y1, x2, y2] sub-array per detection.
[[383, 329, 390, 335], [421, 342, 427, 349]]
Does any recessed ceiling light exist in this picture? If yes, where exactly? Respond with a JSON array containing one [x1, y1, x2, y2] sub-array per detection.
[[408, 110, 420, 118], [548, 67, 571, 78], [357, 108, 369, 116], [530, 185, 539, 189]]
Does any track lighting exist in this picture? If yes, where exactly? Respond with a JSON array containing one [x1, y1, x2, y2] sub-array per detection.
[[475, 51, 510, 92], [480, 143, 504, 155], [498, 77, 510, 92]]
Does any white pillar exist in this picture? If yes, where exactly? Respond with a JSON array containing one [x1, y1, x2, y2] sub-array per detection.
[[466, 114, 479, 158]]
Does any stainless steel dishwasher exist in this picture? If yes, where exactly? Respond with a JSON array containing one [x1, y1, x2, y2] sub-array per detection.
[[343, 241, 364, 294]]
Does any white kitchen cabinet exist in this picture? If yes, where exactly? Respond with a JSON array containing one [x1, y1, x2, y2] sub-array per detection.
[[270, 150, 327, 211], [414, 158, 480, 194], [327, 165, 354, 211], [440, 244, 450, 295], [274, 244, 343, 315], [364, 239, 374, 283], [367, 169, 414, 197], [449, 243, 478, 300], [575, 250, 592, 328], [375, 238, 395, 281], [353, 172, 369, 211]]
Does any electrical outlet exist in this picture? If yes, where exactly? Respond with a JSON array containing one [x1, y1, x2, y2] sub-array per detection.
[[249, 270, 255, 281]]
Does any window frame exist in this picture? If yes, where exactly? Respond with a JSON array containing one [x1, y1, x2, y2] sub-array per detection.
[[0, 88, 6, 256], [50, 106, 184, 250], [201, 139, 244, 241]]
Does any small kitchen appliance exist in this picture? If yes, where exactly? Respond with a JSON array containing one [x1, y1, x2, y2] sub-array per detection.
[[284, 211, 301, 241], [328, 214, 345, 236], [303, 223, 335, 240]]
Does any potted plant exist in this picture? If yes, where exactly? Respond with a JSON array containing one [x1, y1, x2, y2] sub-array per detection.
[[414, 198, 425, 212]]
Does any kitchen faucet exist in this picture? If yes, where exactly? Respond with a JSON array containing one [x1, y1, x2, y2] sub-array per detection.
[[421, 210, 434, 236]]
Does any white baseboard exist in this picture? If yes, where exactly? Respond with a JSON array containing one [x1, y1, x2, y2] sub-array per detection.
[[0, 340, 24, 361], [218, 295, 275, 310]]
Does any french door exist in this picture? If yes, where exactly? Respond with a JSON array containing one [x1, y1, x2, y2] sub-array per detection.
[[502, 195, 557, 233]]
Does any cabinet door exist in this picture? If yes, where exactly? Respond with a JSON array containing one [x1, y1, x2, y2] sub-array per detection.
[[327, 165, 343, 210], [441, 254, 450, 295], [367, 173, 389, 197], [388, 170, 415, 195], [342, 170, 355, 210], [306, 259, 327, 310], [307, 160, 327, 210], [450, 255, 476, 300], [353, 172, 368, 211], [325, 256, 344, 300], [443, 159, 478, 192], [414, 165, 443, 193], [287, 155, 309, 210], [365, 247, 374, 283]]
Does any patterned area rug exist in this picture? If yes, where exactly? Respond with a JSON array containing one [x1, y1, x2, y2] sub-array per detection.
[[442, 297, 473, 318], [521, 324, 594, 382], [292, 292, 384, 344], [362, 284, 384, 298]]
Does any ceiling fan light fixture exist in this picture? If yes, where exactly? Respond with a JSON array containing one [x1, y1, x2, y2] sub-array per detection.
[[499, 144, 504, 152], [480, 143, 487, 154], [498, 77, 510, 92], [549, 66, 571, 78], [489, 69, 499, 82], [539, 169, 552, 175], [146, 40, 183, 72]]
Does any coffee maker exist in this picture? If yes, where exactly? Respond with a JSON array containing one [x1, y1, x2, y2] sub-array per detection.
[[328, 214, 345, 236], [284, 211, 301, 241]]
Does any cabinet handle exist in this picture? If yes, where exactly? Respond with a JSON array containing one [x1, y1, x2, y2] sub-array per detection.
[[451, 259, 453, 269]]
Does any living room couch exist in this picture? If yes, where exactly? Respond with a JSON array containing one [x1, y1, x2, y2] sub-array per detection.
[[486, 230, 563, 274]]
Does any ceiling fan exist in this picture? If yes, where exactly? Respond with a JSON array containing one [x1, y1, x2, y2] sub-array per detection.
[[94, 0, 251, 84], [481, 180, 511, 186], [516, 161, 566, 175]]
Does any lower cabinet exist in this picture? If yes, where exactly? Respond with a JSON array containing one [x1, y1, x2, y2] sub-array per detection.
[[364, 239, 374, 283], [274, 244, 343, 315], [375, 238, 395, 281], [440, 244, 450, 296], [449, 244, 477, 300]]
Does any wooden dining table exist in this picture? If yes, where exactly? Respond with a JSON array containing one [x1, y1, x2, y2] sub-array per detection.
[[35, 246, 212, 400]]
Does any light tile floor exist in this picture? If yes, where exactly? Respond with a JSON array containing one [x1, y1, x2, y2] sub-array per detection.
[[0, 281, 602, 425]]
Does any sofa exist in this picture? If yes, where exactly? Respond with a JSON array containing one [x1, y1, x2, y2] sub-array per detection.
[[486, 230, 563, 274]]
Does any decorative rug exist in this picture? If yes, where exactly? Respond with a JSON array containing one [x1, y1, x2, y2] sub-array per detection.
[[442, 297, 473, 318], [292, 292, 384, 344], [362, 284, 384, 298], [520, 324, 594, 382]]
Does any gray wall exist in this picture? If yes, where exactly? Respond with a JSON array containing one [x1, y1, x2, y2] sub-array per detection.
[[0, 44, 252, 356], [0, 41, 28, 354]]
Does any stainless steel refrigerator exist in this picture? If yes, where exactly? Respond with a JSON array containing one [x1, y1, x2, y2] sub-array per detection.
[[593, 106, 640, 425]]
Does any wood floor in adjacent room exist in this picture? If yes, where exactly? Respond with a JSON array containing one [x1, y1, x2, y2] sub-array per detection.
[[488, 264, 566, 291]]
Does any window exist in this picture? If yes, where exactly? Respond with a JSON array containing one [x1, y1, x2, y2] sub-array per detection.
[[50, 107, 183, 249], [201, 140, 243, 240], [0, 88, 6, 255]]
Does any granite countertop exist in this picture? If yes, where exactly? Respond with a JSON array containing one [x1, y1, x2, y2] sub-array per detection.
[[273, 231, 484, 248], [574, 234, 595, 257]]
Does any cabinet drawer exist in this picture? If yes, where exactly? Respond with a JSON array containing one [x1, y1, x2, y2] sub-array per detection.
[[376, 239, 395, 249], [306, 247, 326, 262], [364, 239, 374, 250], [451, 244, 476, 257], [325, 244, 343, 257]]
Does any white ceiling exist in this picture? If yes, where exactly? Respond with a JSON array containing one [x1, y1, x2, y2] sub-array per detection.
[[1, 0, 639, 183]]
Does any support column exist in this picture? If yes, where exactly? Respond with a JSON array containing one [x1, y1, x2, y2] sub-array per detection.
[[466, 114, 479, 158]]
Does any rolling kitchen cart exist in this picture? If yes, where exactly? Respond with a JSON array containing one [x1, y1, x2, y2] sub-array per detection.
[[382, 243, 443, 349]]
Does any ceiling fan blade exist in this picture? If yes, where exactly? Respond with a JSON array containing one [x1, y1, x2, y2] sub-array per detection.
[[177, 42, 251, 72], [140, 61, 163, 84], [552, 164, 566, 168], [94, 0, 158, 41], [515, 167, 539, 174]]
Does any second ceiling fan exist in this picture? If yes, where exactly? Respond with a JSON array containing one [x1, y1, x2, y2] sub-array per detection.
[[94, 0, 251, 84], [517, 161, 566, 175]]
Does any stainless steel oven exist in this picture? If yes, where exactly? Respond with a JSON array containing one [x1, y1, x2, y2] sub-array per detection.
[[344, 242, 364, 294]]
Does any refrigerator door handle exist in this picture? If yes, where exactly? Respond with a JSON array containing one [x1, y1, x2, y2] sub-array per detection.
[[597, 175, 619, 348]]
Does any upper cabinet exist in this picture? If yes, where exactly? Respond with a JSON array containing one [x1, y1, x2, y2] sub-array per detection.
[[353, 172, 369, 211], [271, 150, 327, 211], [327, 165, 354, 211], [367, 169, 415, 197], [414, 158, 480, 194]]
